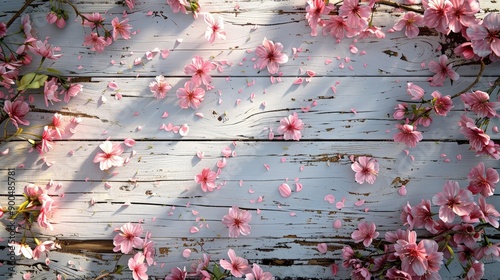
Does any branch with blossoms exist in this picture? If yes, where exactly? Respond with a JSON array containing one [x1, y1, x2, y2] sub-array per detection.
[[341, 161, 500, 279], [1, 182, 61, 265]]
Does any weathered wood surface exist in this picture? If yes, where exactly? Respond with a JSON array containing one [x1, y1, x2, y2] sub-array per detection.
[[1, 0, 500, 279]]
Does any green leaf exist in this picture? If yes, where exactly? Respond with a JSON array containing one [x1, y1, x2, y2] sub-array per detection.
[[212, 263, 224, 280], [113, 265, 124, 275], [17, 73, 49, 91], [46, 68, 62, 75]]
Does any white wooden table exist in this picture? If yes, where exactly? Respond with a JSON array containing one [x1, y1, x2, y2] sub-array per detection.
[[1, 0, 499, 279]]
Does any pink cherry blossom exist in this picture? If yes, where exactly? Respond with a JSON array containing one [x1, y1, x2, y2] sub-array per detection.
[[277, 112, 304, 141], [406, 82, 425, 100], [254, 38, 289, 75], [393, 103, 408, 120], [245, 263, 273, 280], [142, 233, 155, 266], [423, 0, 453, 33], [453, 223, 481, 247], [51, 113, 65, 139], [204, 14, 226, 44], [306, 0, 334, 36], [411, 199, 439, 234], [222, 206, 252, 238], [455, 42, 481, 60], [219, 249, 251, 278], [467, 162, 499, 197], [428, 54, 459, 86], [183, 55, 215, 87], [338, 0, 370, 31], [458, 114, 490, 151], [113, 222, 144, 254], [322, 16, 356, 40], [351, 156, 379, 184], [29, 40, 62, 60], [167, 0, 189, 14], [466, 261, 484, 280], [447, 0, 480, 33], [37, 126, 55, 154], [93, 140, 125, 171], [125, 0, 135, 10], [176, 81, 205, 109], [82, 12, 105, 28], [393, 124, 423, 148], [351, 221, 379, 247], [431, 90, 453, 116], [4, 100, 30, 128], [195, 168, 217, 192], [149, 75, 172, 99], [165, 267, 187, 280], [461, 90, 500, 118], [32, 241, 59, 260], [43, 77, 61, 107], [394, 230, 429, 276], [62, 83, 83, 103], [111, 17, 132, 40], [386, 268, 412, 279], [478, 196, 500, 228], [432, 180, 474, 223], [393, 12, 424, 38], [467, 12, 500, 57], [128, 252, 148, 280], [83, 32, 110, 53]]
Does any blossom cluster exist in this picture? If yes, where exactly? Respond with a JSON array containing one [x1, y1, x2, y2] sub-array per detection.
[[343, 162, 500, 279]]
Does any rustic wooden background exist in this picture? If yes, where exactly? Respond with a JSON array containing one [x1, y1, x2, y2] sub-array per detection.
[[1, 0, 499, 279]]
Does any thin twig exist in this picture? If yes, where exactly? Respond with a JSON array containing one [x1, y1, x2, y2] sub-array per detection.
[[376, 0, 424, 13], [451, 60, 485, 99], [6, 0, 36, 29]]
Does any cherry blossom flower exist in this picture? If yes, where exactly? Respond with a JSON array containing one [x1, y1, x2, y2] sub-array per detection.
[[167, 0, 189, 14], [447, 0, 480, 33], [125, 0, 135, 10], [455, 42, 481, 60], [0, 22, 6, 38], [338, 0, 370, 31], [29, 40, 62, 60], [245, 263, 273, 280], [142, 233, 155, 266], [393, 103, 408, 120], [222, 206, 252, 238], [46, 11, 67, 28], [432, 180, 474, 223], [466, 12, 500, 57], [165, 267, 187, 280], [4, 100, 30, 128], [183, 55, 215, 87], [351, 156, 379, 184], [149, 75, 172, 99], [93, 140, 125, 171], [458, 114, 490, 151], [453, 223, 481, 247], [254, 38, 289, 75], [465, 261, 484, 280], [431, 90, 453, 116], [33, 241, 59, 260], [128, 252, 148, 280], [37, 126, 55, 154], [83, 32, 110, 53], [322, 16, 356, 40], [394, 230, 429, 276], [113, 222, 144, 254], [461, 90, 500, 118], [306, 0, 334, 36], [478, 196, 500, 228], [51, 113, 65, 139], [195, 168, 217, 192], [111, 17, 132, 40], [467, 162, 499, 197], [62, 83, 83, 103], [411, 199, 439, 234], [43, 77, 61, 107], [385, 268, 412, 279], [423, 0, 453, 34], [351, 221, 379, 247], [406, 82, 425, 100], [10, 242, 34, 259], [351, 267, 371, 279], [219, 249, 250, 277], [82, 13, 105, 28], [358, 25, 386, 40], [176, 81, 205, 109], [393, 12, 424, 38], [204, 14, 226, 44], [277, 112, 304, 141], [428, 54, 459, 86], [393, 124, 423, 148]]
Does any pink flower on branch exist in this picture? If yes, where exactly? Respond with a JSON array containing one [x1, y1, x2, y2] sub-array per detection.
[[111, 17, 132, 40], [458, 114, 490, 151], [351, 156, 379, 184], [478, 196, 500, 228], [428, 54, 459, 86], [113, 222, 144, 254], [28, 40, 62, 60], [128, 252, 148, 280], [204, 13, 226, 44], [83, 32, 110, 53], [43, 78, 61, 107], [467, 12, 500, 57], [93, 140, 125, 171], [423, 0, 452, 34], [394, 230, 428, 276], [406, 82, 425, 100], [467, 162, 498, 197], [219, 249, 251, 278], [246, 263, 273, 280], [393, 12, 424, 39], [447, 0, 480, 33], [351, 221, 379, 247], [4, 100, 30, 128], [176, 81, 205, 109], [165, 267, 187, 280], [432, 181, 474, 223], [222, 206, 252, 238], [461, 90, 500, 118], [431, 90, 453, 116], [306, 0, 334, 36], [338, 0, 371, 31], [322, 16, 356, 40], [167, 0, 189, 14], [183, 56, 215, 87], [195, 168, 217, 192], [254, 38, 289, 75], [277, 112, 304, 141]]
